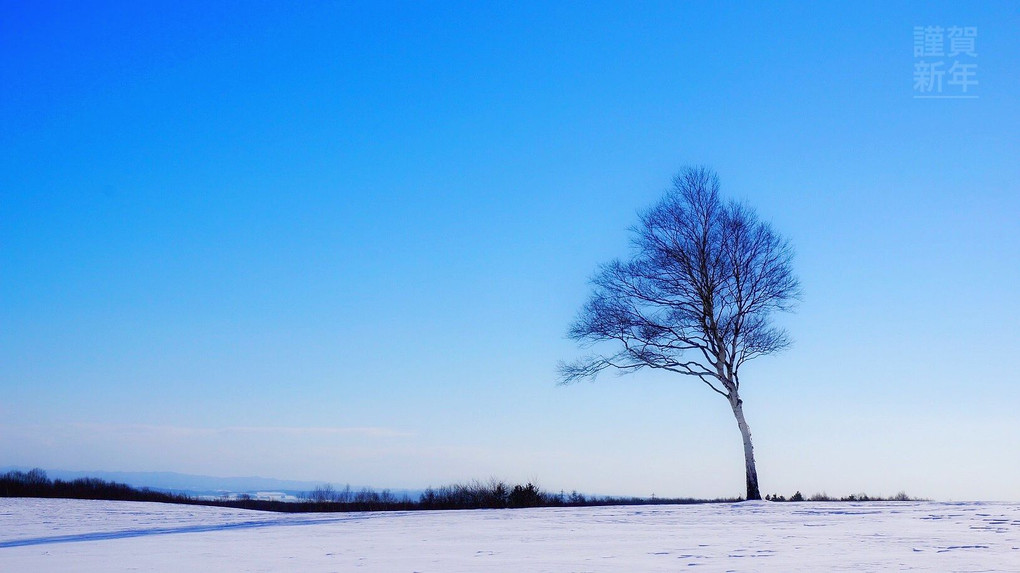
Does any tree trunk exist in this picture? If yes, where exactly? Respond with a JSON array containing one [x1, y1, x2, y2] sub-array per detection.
[[729, 394, 761, 500]]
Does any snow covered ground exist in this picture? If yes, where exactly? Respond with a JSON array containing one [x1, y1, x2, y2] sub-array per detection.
[[2, 498, 1018, 571]]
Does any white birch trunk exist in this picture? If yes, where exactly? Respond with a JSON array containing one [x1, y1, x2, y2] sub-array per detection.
[[729, 393, 761, 500]]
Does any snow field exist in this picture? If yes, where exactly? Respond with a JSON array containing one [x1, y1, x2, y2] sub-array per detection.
[[2, 498, 1019, 571]]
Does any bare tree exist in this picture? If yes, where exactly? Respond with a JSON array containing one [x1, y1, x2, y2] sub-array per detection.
[[560, 167, 799, 500]]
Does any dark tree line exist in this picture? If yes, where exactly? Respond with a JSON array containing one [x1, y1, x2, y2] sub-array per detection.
[[0, 468, 193, 504], [4, 469, 915, 510], [1, 469, 739, 512]]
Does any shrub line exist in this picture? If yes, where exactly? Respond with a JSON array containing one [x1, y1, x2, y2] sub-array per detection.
[[1, 469, 919, 513]]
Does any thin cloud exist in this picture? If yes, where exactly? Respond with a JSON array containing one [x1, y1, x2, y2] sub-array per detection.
[[4, 423, 414, 440]]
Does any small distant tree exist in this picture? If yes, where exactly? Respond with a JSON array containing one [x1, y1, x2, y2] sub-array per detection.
[[560, 167, 800, 500], [307, 484, 338, 503]]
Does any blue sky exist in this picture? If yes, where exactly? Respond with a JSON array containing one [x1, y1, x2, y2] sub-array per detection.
[[2, 1, 1018, 500]]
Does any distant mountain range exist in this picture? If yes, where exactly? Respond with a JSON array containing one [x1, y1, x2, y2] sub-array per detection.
[[0, 466, 422, 499]]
